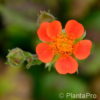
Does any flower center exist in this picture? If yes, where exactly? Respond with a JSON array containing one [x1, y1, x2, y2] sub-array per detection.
[[50, 34, 74, 56]]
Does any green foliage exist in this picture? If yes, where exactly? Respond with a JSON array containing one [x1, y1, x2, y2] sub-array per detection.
[[0, 5, 37, 31], [40, 73, 89, 100]]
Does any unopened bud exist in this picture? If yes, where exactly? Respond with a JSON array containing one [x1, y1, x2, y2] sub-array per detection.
[[7, 48, 26, 66], [37, 11, 55, 24]]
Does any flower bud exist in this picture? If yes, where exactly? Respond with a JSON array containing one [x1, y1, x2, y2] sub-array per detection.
[[7, 48, 26, 66], [37, 11, 55, 24]]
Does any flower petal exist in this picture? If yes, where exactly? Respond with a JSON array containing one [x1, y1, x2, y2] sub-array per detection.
[[36, 43, 54, 63], [47, 20, 62, 39], [37, 22, 53, 42], [73, 40, 92, 60], [55, 56, 78, 74], [65, 20, 84, 39]]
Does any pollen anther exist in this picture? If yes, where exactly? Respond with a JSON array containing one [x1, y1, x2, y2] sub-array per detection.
[[50, 34, 74, 55]]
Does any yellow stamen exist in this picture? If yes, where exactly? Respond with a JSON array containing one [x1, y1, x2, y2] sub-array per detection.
[[50, 34, 74, 56]]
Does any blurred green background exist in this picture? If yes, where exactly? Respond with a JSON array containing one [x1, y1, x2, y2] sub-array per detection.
[[0, 0, 100, 100]]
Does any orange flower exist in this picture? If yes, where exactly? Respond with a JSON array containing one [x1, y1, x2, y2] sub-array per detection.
[[36, 20, 92, 74]]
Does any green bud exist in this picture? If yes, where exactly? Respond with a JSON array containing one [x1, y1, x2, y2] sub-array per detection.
[[7, 48, 26, 66], [37, 11, 55, 24], [6, 48, 42, 68]]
